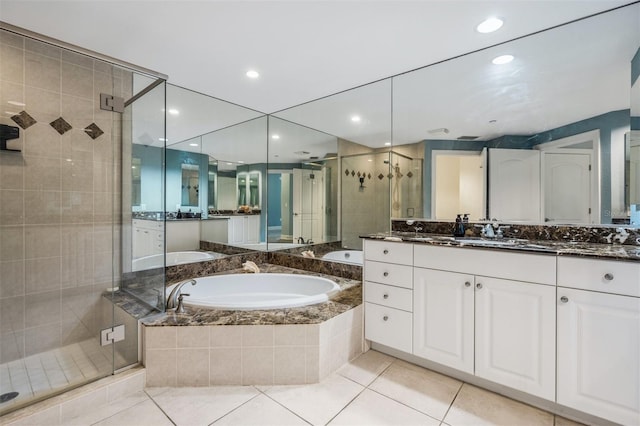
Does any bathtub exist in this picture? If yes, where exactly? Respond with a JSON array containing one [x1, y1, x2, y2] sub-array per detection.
[[132, 251, 225, 271], [167, 273, 341, 310], [322, 250, 363, 265]]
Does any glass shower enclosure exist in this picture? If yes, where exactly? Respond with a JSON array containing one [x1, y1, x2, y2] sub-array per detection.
[[0, 25, 166, 415]]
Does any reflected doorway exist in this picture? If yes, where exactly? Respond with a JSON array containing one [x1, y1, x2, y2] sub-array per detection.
[[432, 150, 485, 221]]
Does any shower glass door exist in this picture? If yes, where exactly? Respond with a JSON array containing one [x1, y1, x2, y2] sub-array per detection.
[[0, 27, 164, 415]]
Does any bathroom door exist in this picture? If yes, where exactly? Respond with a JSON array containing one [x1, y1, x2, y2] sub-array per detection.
[[293, 168, 325, 243], [542, 152, 591, 224]]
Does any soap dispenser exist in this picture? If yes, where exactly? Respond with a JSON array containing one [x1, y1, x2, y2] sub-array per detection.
[[453, 214, 465, 237]]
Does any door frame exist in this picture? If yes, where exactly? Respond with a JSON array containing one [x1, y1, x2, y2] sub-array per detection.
[[534, 130, 600, 223], [431, 150, 485, 220]]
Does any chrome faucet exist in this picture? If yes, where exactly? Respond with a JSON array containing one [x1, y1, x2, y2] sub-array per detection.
[[475, 223, 496, 238], [166, 279, 196, 311]]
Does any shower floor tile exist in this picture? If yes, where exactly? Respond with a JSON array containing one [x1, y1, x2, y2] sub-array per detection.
[[0, 339, 112, 413]]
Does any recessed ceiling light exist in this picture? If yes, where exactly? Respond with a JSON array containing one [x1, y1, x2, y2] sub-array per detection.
[[476, 17, 504, 33], [492, 54, 514, 65], [226, 162, 233, 165], [7, 100, 25, 106], [271, 134, 280, 140], [238, 160, 245, 164], [384, 142, 391, 146], [168, 108, 179, 115], [189, 143, 198, 147], [351, 115, 361, 123], [158, 138, 167, 142], [246, 70, 260, 79], [368, 159, 373, 162]]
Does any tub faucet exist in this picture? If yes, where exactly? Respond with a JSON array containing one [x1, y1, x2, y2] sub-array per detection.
[[166, 279, 196, 310]]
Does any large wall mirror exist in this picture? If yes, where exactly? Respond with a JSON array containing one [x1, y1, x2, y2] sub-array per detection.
[[392, 3, 639, 225], [130, 84, 265, 271]]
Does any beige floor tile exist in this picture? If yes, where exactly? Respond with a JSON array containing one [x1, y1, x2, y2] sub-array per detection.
[[443, 384, 554, 426], [265, 373, 364, 425], [368, 360, 462, 420], [64, 390, 149, 425], [213, 393, 307, 426], [150, 386, 260, 426], [337, 350, 394, 386], [329, 388, 441, 426], [92, 399, 173, 426], [554, 416, 586, 426]]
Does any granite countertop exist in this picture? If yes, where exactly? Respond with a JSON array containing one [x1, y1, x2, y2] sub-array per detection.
[[141, 263, 362, 327], [362, 233, 640, 262]]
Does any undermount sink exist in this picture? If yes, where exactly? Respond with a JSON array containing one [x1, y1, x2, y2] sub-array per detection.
[[455, 238, 521, 246]]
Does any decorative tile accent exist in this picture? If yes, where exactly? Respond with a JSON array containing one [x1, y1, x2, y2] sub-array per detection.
[[11, 111, 37, 129], [84, 123, 104, 140], [367, 173, 371, 179], [387, 173, 393, 179], [407, 171, 413, 178], [378, 173, 384, 180], [344, 169, 350, 176], [350, 170, 355, 177], [50, 117, 72, 135]]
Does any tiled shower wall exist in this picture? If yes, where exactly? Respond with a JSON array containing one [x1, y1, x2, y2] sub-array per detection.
[[0, 30, 132, 363]]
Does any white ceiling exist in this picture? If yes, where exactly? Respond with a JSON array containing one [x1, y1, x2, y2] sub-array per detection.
[[0, 0, 634, 114]]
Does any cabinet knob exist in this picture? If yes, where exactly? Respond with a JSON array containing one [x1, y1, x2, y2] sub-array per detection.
[[383, 293, 389, 299], [604, 273, 614, 281], [476, 283, 483, 289], [464, 281, 471, 287], [383, 249, 389, 254], [560, 296, 569, 303], [383, 272, 389, 277], [383, 315, 389, 321]]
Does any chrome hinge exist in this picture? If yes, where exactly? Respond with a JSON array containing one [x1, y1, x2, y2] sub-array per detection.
[[101, 324, 125, 346], [100, 94, 124, 113]]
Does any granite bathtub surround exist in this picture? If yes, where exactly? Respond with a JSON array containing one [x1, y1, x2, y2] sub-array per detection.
[[391, 219, 640, 246]]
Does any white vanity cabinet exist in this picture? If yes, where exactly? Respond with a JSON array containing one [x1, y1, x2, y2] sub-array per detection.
[[413, 245, 557, 401], [363, 240, 413, 354], [229, 215, 260, 244], [556, 257, 640, 425], [132, 219, 164, 258]]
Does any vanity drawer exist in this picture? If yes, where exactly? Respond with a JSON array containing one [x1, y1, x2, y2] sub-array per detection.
[[414, 245, 556, 285], [365, 302, 412, 353], [557, 257, 640, 297], [365, 282, 413, 312], [364, 240, 413, 265], [364, 261, 413, 289]]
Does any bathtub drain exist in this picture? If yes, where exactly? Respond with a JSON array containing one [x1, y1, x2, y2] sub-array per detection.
[[0, 392, 19, 403]]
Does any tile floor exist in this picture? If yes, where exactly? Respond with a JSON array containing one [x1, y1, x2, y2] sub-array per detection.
[[0, 339, 118, 413], [17, 350, 585, 426]]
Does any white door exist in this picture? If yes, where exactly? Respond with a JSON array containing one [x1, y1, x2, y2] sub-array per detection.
[[475, 276, 555, 401], [488, 149, 541, 222], [413, 268, 474, 374], [543, 153, 591, 223], [557, 288, 640, 425], [229, 216, 245, 244], [293, 168, 325, 243], [432, 151, 484, 221]]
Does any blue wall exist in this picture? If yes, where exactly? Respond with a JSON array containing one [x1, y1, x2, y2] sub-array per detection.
[[267, 174, 282, 227], [132, 144, 163, 211], [423, 109, 630, 222]]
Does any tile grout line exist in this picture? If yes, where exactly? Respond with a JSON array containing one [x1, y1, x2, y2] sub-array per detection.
[[256, 386, 314, 426], [205, 390, 263, 426], [143, 388, 177, 426], [439, 381, 464, 425]]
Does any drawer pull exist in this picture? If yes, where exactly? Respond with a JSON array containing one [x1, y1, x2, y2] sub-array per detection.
[[476, 283, 483, 289], [383, 272, 389, 277], [604, 273, 614, 281], [383, 315, 389, 321], [383, 293, 389, 299], [560, 296, 569, 303], [383, 249, 389, 254], [464, 281, 471, 287]]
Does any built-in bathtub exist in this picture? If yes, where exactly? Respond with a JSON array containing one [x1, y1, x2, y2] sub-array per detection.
[[322, 250, 363, 265], [167, 273, 341, 310], [132, 251, 225, 271]]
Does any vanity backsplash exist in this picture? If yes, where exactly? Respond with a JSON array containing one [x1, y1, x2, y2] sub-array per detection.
[[391, 220, 640, 246]]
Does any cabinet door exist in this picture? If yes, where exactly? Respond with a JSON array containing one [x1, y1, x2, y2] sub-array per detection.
[[557, 288, 640, 425], [475, 276, 555, 401], [246, 215, 260, 243], [229, 217, 245, 244], [413, 268, 474, 374]]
